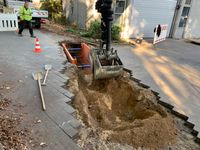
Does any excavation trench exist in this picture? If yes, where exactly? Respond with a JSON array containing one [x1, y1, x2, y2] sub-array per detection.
[[65, 66, 177, 149]]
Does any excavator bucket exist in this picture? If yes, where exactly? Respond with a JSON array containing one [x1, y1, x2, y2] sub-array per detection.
[[90, 48, 123, 79], [90, 0, 123, 79]]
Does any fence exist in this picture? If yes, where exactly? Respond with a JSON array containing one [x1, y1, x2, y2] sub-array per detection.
[[0, 13, 18, 31]]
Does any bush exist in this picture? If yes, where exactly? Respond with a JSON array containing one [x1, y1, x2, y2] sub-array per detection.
[[112, 24, 121, 40], [41, 0, 66, 24], [88, 20, 101, 39], [85, 20, 121, 40]]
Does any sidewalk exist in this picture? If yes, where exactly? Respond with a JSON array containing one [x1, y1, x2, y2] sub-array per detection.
[[0, 30, 80, 149], [116, 39, 200, 138]]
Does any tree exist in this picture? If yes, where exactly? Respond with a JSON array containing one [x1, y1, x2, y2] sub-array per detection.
[[41, 0, 65, 24]]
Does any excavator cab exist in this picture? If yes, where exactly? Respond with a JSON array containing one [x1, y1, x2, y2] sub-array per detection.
[[90, 0, 123, 79]]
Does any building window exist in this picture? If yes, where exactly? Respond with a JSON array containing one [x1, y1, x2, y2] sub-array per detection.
[[114, 0, 127, 23], [115, 0, 126, 14], [179, 7, 190, 27], [185, 0, 192, 5], [181, 7, 190, 17], [179, 18, 187, 27]]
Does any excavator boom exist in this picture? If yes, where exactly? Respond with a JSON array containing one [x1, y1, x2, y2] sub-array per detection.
[[90, 0, 123, 79]]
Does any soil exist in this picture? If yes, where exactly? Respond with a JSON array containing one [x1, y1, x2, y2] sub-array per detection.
[[42, 23, 78, 38], [64, 65, 200, 150], [41, 23, 100, 47]]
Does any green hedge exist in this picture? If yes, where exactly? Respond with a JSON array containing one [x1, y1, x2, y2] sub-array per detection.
[[86, 20, 121, 41], [41, 0, 66, 24]]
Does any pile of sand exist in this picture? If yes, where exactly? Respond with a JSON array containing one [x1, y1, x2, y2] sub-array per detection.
[[66, 67, 177, 149]]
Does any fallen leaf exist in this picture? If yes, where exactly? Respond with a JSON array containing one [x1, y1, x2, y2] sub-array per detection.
[[40, 142, 47, 147], [37, 120, 41, 123], [18, 80, 23, 83], [6, 87, 11, 90]]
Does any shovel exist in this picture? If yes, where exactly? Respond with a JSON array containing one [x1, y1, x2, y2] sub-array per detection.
[[42, 65, 52, 86], [32, 72, 46, 111]]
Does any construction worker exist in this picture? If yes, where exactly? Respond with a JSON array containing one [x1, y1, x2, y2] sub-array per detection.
[[18, 0, 36, 38]]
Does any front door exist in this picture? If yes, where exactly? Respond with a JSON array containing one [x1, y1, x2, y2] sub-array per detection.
[[174, 0, 192, 38]]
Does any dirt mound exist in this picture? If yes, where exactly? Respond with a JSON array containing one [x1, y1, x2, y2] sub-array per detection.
[[67, 68, 177, 149]]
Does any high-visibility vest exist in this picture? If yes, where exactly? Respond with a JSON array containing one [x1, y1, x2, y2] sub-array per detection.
[[19, 6, 32, 21]]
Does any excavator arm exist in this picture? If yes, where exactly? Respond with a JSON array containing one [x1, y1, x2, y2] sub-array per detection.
[[3, 0, 7, 6], [90, 0, 123, 79]]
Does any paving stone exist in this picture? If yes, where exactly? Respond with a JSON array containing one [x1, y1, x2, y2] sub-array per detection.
[[64, 104, 76, 114], [63, 90, 75, 99], [195, 138, 200, 144], [138, 82, 150, 89], [49, 75, 67, 83], [189, 118, 200, 138], [48, 76, 63, 84], [57, 102, 75, 114], [54, 72, 69, 82], [46, 103, 74, 126], [61, 60, 68, 65], [172, 108, 188, 121], [50, 84, 74, 99], [130, 76, 141, 83], [185, 121, 195, 128], [157, 99, 174, 109], [49, 99, 75, 114], [55, 86, 67, 93], [54, 68, 65, 72], [191, 130, 199, 137], [48, 76, 61, 84], [48, 82, 74, 101], [58, 97, 72, 103], [151, 90, 159, 96], [46, 106, 73, 126], [68, 119, 81, 129], [123, 67, 133, 75], [56, 73, 70, 81], [60, 123, 78, 139], [45, 86, 70, 102], [49, 73, 67, 83], [52, 80, 65, 87], [49, 82, 64, 91], [52, 66, 65, 71]]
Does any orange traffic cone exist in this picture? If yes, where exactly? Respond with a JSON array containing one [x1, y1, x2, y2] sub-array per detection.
[[34, 37, 42, 53]]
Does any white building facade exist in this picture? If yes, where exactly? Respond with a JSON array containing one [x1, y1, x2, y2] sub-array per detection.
[[174, 0, 200, 39], [115, 0, 200, 39], [63, 0, 200, 39]]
